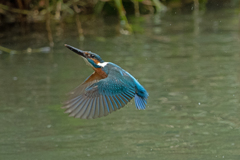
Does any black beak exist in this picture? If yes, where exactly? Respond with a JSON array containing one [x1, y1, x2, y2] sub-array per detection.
[[65, 44, 86, 58]]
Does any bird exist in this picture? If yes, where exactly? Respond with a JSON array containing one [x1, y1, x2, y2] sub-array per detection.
[[62, 44, 148, 119]]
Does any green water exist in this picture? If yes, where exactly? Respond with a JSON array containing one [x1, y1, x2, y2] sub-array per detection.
[[1, 9, 240, 160]]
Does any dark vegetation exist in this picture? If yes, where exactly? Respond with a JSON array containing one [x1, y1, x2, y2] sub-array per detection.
[[0, 0, 237, 52], [0, 0, 234, 23]]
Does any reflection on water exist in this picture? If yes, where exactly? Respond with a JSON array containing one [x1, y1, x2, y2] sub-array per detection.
[[1, 9, 240, 160]]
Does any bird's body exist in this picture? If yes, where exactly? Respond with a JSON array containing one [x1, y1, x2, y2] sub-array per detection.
[[63, 44, 148, 119]]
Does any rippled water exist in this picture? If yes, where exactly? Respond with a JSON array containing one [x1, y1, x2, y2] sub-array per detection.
[[1, 9, 240, 160]]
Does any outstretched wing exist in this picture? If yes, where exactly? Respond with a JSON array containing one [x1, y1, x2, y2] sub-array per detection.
[[62, 71, 136, 119], [66, 71, 104, 99]]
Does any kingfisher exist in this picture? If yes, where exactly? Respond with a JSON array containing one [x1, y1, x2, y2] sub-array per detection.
[[62, 44, 148, 119]]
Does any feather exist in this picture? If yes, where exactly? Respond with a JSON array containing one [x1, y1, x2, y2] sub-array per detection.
[[99, 95, 105, 117], [134, 94, 146, 110], [86, 98, 95, 119], [110, 95, 118, 110], [106, 96, 115, 111], [69, 99, 87, 117], [113, 95, 122, 107], [103, 95, 110, 113]]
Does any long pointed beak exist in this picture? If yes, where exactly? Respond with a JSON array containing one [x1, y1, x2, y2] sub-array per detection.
[[64, 44, 86, 58]]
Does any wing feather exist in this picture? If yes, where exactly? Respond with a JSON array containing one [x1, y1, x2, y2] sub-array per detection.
[[103, 95, 110, 113], [87, 98, 96, 119], [113, 95, 122, 107], [75, 99, 88, 118], [93, 97, 98, 118], [109, 96, 118, 110], [116, 95, 126, 106], [63, 69, 136, 119], [119, 94, 129, 103], [85, 98, 94, 119], [94, 97, 100, 118], [81, 99, 92, 119], [100, 95, 105, 117], [73, 98, 87, 115], [64, 96, 84, 113], [103, 96, 109, 116]]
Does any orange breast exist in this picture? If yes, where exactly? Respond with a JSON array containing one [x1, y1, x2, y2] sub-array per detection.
[[94, 68, 107, 78]]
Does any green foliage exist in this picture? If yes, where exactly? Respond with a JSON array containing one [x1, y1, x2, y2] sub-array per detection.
[[0, 0, 237, 38]]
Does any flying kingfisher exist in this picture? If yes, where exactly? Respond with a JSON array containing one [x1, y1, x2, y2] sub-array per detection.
[[62, 44, 148, 119]]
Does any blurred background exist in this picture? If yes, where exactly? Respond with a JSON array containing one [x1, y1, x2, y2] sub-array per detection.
[[1, 0, 240, 160]]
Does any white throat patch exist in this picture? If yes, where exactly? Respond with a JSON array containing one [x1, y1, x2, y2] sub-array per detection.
[[97, 62, 108, 67]]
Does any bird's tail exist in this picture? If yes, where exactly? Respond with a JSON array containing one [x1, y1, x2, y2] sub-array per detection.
[[134, 94, 147, 110]]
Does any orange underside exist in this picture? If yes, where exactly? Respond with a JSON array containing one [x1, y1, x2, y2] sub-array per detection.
[[83, 69, 107, 85], [94, 68, 107, 78]]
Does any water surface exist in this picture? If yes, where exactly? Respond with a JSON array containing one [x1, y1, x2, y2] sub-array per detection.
[[1, 9, 240, 160]]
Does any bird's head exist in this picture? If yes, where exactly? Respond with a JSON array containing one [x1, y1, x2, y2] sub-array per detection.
[[65, 44, 107, 69]]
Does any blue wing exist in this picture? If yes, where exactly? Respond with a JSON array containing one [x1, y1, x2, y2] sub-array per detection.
[[62, 71, 136, 119]]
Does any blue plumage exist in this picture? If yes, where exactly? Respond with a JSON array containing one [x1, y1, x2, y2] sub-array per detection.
[[63, 44, 148, 119]]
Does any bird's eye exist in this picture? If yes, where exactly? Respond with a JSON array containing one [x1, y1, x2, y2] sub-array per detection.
[[90, 54, 95, 58]]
